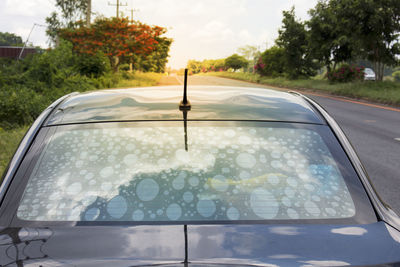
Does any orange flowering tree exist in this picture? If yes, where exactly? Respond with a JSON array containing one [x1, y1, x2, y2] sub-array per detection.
[[60, 17, 167, 72]]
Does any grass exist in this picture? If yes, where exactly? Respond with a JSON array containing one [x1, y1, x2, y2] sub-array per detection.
[[0, 126, 29, 179], [202, 72, 400, 106], [116, 72, 164, 88]]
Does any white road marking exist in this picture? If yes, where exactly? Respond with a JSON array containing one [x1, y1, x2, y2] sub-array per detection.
[[395, 138, 400, 142]]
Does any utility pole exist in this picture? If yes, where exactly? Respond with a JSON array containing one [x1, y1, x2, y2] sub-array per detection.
[[108, 0, 128, 18], [18, 23, 46, 60], [127, 8, 139, 24], [86, 0, 92, 27]]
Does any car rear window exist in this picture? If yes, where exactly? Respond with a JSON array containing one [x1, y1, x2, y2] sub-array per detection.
[[14, 122, 363, 223]]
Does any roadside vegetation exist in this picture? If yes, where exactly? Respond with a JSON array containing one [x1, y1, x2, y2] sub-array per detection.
[[0, 38, 168, 129], [116, 72, 164, 88], [0, 126, 28, 177], [202, 72, 400, 106], [186, 0, 400, 103], [0, 1, 172, 178]]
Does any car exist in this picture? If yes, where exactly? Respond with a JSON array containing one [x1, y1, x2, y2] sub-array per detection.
[[364, 68, 376, 81], [1, 82, 400, 266]]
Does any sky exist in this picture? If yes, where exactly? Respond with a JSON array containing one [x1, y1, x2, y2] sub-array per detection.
[[0, 0, 318, 69]]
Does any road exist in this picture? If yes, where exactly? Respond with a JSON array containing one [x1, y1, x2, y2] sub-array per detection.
[[160, 74, 400, 214]]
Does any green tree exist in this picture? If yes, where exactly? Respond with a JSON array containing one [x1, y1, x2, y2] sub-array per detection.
[[307, 0, 353, 72], [257, 46, 286, 77], [46, 0, 88, 44], [0, 32, 23, 46], [213, 59, 226, 71], [350, 0, 400, 81], [60, 18, 166, 72], [308, 0, 400, 81], [225, 54, 248, 71], [76, 50, 111, 77], [200, 59, 226, 72], [237, 45, 261, 72], [276, 7, 317, 78], [187, 60, 202, 74], [202, 59, 215, 72], [135, 37, 173, 73], [186, 58, 226, 73]]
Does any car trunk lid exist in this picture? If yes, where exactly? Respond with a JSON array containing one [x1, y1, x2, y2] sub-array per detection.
[[1, 222, 400, 266]]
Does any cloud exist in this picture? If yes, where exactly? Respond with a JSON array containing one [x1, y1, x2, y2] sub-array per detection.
[[0, 0, 53, 47], [2, 0, 53, 17], [191, 20, 234, 43]]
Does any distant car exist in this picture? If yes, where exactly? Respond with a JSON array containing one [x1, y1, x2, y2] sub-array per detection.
[[364, 68, 376, 81], [1, 86, 400, 266]]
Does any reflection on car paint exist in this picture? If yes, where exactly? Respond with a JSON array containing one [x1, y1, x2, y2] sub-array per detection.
[[0, 227, 54, 266], [44, 88, 323, 125]]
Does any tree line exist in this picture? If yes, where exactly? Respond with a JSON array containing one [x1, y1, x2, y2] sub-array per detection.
[[190, 0, 400, 82], [0, 32, 24, 47], [46, 0, 172, 73], [0, 0, 172, 129], [187, 54, 249, 74], [262, 0, 400, 81]]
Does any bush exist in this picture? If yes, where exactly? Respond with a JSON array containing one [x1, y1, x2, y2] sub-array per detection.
[[0, 41, 102, 128], [0, 126, 29, 178], [393, 71, 400, 82], [91, 72, 121, 89], [0, 86, 46, 129], [255, 46, 286, 77], [225, 54, 248, 71], [119, 64, 131, 72], [121, 70, 134, 80], [186, 59, 226, 74], [76, 51, 111, 78], [327, 64, 365, 83], [0, 39, 162, 129]]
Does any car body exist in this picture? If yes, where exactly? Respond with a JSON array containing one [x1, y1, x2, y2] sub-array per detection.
[[364, 68, 376, 81], [1, 86, 400, 266]]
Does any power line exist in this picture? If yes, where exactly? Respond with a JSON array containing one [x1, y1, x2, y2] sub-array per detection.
[[108, 0, 128, 18]]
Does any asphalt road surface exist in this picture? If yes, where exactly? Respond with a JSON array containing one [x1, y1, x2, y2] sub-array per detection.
[[161, 74, 400, 214]]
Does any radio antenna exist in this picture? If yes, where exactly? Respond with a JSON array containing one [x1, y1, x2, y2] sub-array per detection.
[[179, 69, 190, 151], [179, 69, 191, 110]]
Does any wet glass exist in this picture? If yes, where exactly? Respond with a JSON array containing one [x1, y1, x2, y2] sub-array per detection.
[[17, 123, 355, 222]]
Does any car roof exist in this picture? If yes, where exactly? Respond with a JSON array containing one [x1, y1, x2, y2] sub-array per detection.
[[44, 86, 325, 126]]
